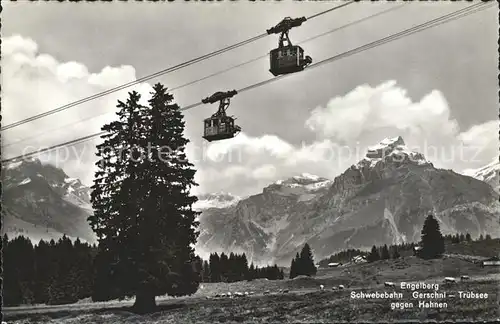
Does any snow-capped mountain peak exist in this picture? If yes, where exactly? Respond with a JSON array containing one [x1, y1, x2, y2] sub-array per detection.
[[3, 159, 88, 203], [358, 136, 430, 168], [197, 135, 500, 266], [463, 158, 499, 192], [193, 191, 241, 210], [271, 173, 332, 190], [2, 158, 96, 244], [293, 173, 321, 181], [463, 158, 499, 181]]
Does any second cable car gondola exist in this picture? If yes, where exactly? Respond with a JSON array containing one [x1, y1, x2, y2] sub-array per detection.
[[201, 90, 241, 142], [267, 17, 312, 77]]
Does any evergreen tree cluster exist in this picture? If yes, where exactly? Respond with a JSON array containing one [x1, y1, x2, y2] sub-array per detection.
[[3, 233, 285, 307], [366, 244, 402, 263], [247, 264, 284, 281], [444, 232, 490, 243], [202, 252, 284, 282], [2, 234, 96, 306], [289, 243, 317, 279], [318, 215, 497, 266]]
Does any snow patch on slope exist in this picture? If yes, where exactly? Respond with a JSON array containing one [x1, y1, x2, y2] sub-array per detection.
[[63, 193, 93, 212], [271, 174, 333, 193], [5, 161, 23, 170], [19, 178, 32, 185], [383, 207, 405, 244], [293, 173, 321, 181]]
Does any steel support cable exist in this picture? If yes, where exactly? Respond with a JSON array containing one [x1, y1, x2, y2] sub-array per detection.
[[0, 2, 355, 132], [2, 2, 491, 164], [2, 3, 403, 150], [182, 2, 493, 108]]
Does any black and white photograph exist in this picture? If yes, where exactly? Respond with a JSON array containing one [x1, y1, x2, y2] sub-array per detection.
[[1, 0, 499, 323]]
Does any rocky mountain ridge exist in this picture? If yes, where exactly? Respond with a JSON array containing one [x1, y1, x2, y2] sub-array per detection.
[[196, 136, 500, 265], [3, 137, 499, 267], [2, 158, 96, 244], [463, 158, 499, 193]]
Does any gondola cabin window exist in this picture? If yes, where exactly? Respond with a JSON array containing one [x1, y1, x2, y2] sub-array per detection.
[[269, 45, 309, 76], [204, 118, 217, 137], [203, 117, 236, 139]]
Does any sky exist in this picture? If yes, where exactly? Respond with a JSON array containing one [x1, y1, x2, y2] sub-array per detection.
[[2, 1, 498, 197]]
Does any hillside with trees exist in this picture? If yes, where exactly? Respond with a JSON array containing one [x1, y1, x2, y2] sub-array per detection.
[[319, 214, 499, 265]]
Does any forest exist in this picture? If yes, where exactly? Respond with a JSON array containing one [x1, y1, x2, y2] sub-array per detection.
[[1, 234, 284, 307]]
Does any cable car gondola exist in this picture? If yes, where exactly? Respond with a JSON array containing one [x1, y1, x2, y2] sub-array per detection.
[[267, 17, 312, 77], [201, 90, 241, 142]]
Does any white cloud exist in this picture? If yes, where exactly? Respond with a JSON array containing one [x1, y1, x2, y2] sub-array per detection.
[[194, 81, 496, 195], [455, 120, 498, 167], [252, 164, 277, 180], [458, 120, 497, 148], [305, 80, 459, 142], [2, 35, 154, 184]]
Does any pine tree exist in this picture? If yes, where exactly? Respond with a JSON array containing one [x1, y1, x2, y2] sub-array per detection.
[[367, 245, 380, 263], [381, 244, 390, 260], [465, 233, 472, 242], [248, 263, 256, 280], [202, 260, 211, 283], [240, 253, 249, 282], [485, 234, 492, 241], [219, 253, 229, 282], [73, 239, 94, 300], [289, 252, 301, 279], [89, 90, 147, 303], [391, 246, 401, 259], [4, 236, 36, 306], [227, 252, 236, 282], [209, 253, 221, 283], [420, 214, 445, 259], [298, 244, 317, 277], [89, 84, 200, 313], [289, 257, 297, 279], [92, 245, 120, 302], [3, 234, 22, 306], [45, 235, 80, 305], [479, 234, 484, 241], [34, 239, 54, 304]]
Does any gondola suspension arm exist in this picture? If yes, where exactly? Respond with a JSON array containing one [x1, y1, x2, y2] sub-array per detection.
[[267, 17, 307, 48]]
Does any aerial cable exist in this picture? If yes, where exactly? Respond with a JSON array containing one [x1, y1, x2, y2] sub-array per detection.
[[1, 1, 491, 164], [0, 35, 264, 132], [2, 3, 405, 150], [305, 1, 354, 20], [170, 3, 407, 93], [237, 1, 492, 93], [0, 2, 355, 132], [173, 2, 494, 109]]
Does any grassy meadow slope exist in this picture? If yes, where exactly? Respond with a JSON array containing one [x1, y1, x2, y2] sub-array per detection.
[[6, 251, 500, 323]]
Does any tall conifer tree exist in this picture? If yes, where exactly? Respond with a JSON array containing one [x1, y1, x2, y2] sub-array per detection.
[[89, 84, 200, 313], [420, 214, 445, 259], [299, 243, 317, 276]]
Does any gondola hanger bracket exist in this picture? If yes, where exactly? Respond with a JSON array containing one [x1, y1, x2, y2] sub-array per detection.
[[201, 90, 238, 105], [266, 17, 307, 35]]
